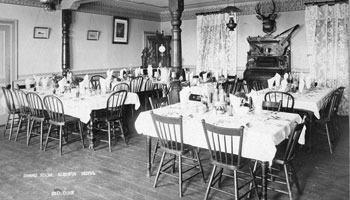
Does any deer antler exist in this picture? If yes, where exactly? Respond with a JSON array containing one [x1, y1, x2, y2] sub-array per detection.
[[268, 0, 276, 17], [255, 2, 262, 17]]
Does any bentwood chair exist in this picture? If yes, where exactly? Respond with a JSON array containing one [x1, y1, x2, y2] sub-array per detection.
[[201, 120, 260, 200], [148, 96, 170, 164], [91, 90, 128, 152], [90, 75, 104, 90], [151, 111, 205, 197], [1, 87, 20, 140], [112, 82, 130, 92], [253, 117, 306, 200], [264, 91, 294, 113], [26, 92, 48, 150], [130, 76, 144, 93], [43, 95, 84, 156], [12, 89, 31, 142]]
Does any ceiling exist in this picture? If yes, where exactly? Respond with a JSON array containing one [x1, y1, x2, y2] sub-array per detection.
[[57, 0, 262, 13]]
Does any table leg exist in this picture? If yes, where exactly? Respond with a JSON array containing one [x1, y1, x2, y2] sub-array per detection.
[[86, 119, 95, 150], [261, 161, 268, 200], [146, 135, 152, 177]]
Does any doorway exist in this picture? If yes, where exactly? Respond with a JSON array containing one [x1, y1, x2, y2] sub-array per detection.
[[0, 19, 18, 125]]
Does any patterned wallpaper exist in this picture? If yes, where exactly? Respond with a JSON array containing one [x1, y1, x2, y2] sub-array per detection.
[[0, 0, 321, 22]]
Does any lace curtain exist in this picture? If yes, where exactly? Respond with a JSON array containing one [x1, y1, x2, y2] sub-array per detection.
[[305, 3, 349, 115], [196, 13, 237, 78]]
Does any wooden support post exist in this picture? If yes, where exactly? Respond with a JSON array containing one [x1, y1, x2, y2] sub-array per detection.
[[168, 0, 184, 78], [62, 9, 72, 77]]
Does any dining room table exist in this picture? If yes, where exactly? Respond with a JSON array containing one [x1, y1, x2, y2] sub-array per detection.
[[135, 100, 304, 200], [2, 87, 141, 150], [181, 84, 335, 151]]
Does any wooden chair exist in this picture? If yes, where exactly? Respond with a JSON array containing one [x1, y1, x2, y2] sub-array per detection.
[[148, 96, 170, 164], [91, 90, 128, 152], [252, 80, 267, 91], [264, 91, 294, 113], [90, 75, 104, 90], [130, 76, 143, 93], [332, 86, 345, 136], [151, 111, 205, 197], [314, 93, 338, 154], [1, 87, 20, 140], [26, 92, 48, 150], [201, 120, 260, 200], [262, 100, 282, 112], [112, 82, 130, 92], [12, 89, 30, 142], [254, 118, 306, 200], [143, 79, 156, 91], [43, 95, 84, 156]]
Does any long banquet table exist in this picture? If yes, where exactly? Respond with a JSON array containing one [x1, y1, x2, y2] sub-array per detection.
[[182, 85, 335, 150], [135, 101, 303, 200]]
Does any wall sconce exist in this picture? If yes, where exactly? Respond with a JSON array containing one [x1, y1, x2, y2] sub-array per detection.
[[220, 4, 241, 31], [40, 0, 61, 11]]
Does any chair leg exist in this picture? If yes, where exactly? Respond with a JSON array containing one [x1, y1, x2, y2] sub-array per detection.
[[44, 124, 52, 152], [284, 164, 293, 200], [59, 126, 63, 156], [15, 115, 23, 142], [118, 120, 127, 145], [3, 114, 10, 137], [194, 149, 206, 183], [217, 168, 224, 188], [153, 152, 166, 188], [108, 122, 112, 152], [325, 124, 333, 154], [27, 119, 35, 146], [78, 121, 85, 149], [26, 117, 31, 146], [234, 170, 239, 200], [204, 165, 217, 200], [9, 114, 15, 140], [40, 121, 43, 151], [178, 155, 182, 197], [290, 163, 301, 194], [151, 139, 160, 164]]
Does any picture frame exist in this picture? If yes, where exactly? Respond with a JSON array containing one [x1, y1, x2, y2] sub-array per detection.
[[87, 30, 100, 40], [113, 16, 129, 44], [33, 27, 50, 39]]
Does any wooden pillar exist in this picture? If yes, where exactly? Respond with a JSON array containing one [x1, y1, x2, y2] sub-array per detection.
[[169, 0, 184, 77], [62, 9, 72, 77]]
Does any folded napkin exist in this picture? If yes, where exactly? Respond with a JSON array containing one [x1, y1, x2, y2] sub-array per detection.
[[267, 77, 275, 89], [246, 90, 264, 113], [202, 72, 208, 82], [274, 73, 281, 87], [147, 65, 153, 78], [305, 75, 311, 89], [58, 78, 67, 92], [25, 77, 35, 89], [180, 87, 191, 104], [41, 76, 51, 90], [33, 75, 41, 88], [229, 94, 241, 109], [189, 72, 194, 83], [119, 69, 125, 80], [298, 73, 305, 92], [100, 78, 107, 93], [106, 69, 114, 90], [134, 68, 139, 77]]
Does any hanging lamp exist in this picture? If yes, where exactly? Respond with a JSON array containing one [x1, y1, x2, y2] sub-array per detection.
[[220, 0, 241, 31]]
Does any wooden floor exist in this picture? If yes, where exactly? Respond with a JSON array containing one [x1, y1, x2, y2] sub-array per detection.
[[0, 116, 348, 200]]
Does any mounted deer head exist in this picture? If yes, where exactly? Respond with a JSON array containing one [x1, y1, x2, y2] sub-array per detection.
[[255, 0, 278, 35]]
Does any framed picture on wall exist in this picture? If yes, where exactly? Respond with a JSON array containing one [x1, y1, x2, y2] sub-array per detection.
[[113, 16, 128, 44], [33, 27, 50, 39], [87, 30, 100, 40]]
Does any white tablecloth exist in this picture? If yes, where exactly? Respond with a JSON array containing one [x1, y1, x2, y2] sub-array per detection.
[[0, 90, 140, 124], [135, 101, 302, 164]]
